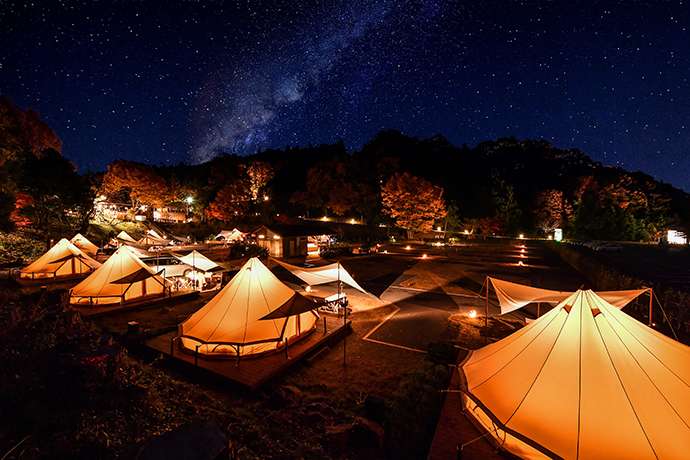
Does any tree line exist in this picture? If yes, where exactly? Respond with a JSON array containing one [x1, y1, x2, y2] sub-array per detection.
[[2, 97, 689, 242]]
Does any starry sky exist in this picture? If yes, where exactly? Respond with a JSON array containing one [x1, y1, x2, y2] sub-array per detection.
[[1, 1, 689, 189]]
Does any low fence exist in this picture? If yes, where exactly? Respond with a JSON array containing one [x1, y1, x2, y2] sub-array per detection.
[[549, 242, 690, 344]]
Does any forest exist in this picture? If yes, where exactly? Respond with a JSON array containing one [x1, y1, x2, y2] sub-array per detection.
[[2, 96, 690, 244]]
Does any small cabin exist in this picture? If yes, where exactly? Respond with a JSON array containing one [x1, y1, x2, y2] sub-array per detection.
[[252, 224, 334, 258]]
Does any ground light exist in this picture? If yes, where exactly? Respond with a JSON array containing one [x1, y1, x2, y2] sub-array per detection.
[[421, 253, 428, 259], [518, 260, 525, 267], [518, 233, 525, 239], [305, 285, 312, 293], [468, 309, 477, 318], [404, 245, 411, 250]]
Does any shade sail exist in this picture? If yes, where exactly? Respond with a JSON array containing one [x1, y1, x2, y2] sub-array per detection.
[[174, 250, 222, 272], [70, 233, 99, 255], [20, 238, 101, 279], [488, 277, 649, 315], [178, 257, 317, 356], [272, 258, 368, 294], [69, 246, 166, 305], [460, 290, 690, 459]]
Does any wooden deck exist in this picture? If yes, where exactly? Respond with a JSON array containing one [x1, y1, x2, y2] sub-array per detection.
[[71, 290, 199, 318], [146, 315, 351, 389]]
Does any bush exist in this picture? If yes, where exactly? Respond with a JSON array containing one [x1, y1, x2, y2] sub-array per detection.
[[0, 231, 45, 265]]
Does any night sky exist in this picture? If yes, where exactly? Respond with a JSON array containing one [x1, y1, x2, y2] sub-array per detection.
[[2, 1, 689, 189]]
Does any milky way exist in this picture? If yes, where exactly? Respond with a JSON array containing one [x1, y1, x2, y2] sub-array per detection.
[[191, 1, 391, 162], [2, 1, 690, 190]]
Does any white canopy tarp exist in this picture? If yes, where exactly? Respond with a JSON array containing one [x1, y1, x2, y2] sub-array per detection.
[[174, 250, 221, 272], [488, 277, 650, 315], [460, 289, 690, 459], [215, 228, 244, 241], [272, 258, 367, 294]]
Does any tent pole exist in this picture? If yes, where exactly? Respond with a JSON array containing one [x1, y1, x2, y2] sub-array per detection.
[[340, 261, 347, 367], [537, 302, 541, 318], [648, 288, 653, 326], [485, 276, 489, 329]]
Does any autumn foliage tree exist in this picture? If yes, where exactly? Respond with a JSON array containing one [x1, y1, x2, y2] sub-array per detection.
[[381, 172, 446, 237], [534, 189, 572, 234], [206, 181, 251, 222], [290, 160, 372, 217], [245, 160, 274, 202], [100, 160, 169, 210]]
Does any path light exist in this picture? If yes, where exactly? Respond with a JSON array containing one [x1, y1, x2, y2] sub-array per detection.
[[519, 233, 525, 239], [468, 309, 477, 319], [305, 285, 312, 293], [520, 248, 526, 254], [463, 229, 470, 235], [350, 218, 357, 224], [422, 253, 428, 259], [518, 260, 525, 267], [437, 226, 442, 231], [383, 249, 388, 254], [405, 245, 411, 250]]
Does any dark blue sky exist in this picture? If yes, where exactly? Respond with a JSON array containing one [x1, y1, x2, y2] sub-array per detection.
[[2, 1, 689, 189]]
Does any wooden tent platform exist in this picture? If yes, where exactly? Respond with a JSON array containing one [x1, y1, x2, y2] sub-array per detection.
[[71, 290, 199, 318], [146, 316, 351, 389]]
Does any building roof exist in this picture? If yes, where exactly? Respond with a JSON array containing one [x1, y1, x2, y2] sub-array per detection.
[[253, 222, 336, 238]]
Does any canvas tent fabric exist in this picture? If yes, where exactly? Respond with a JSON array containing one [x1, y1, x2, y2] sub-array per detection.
[[460, 289, 690, 459], [69, 246, 167, 305], [174, 250, 222, 273], [70, 233, 99, 255], [272, 259, 368, 294], [115, 231, 137, 243], [138, 235, 171, 247], [215, 228, 244, 241], [20, 238, 101, 280], [487, 277, 649, 314], [178, 257, 318, 357]]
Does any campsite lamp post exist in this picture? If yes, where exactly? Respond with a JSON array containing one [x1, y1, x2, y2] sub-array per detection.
[[185, 195, 194, 218]]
